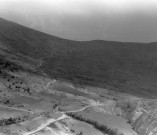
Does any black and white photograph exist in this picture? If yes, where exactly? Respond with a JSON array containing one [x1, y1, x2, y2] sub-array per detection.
[[0, 0, 156, 135]]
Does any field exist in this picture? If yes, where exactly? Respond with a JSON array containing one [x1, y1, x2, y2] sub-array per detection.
[[0, 105, 29, 119], [74, 108, 137, 135], [61, 118, 104, 135]]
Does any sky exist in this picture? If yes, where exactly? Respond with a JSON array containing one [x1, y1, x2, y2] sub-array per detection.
[[0, 0, 157, 42]]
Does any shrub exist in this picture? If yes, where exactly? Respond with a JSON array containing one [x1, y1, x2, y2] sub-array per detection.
[[66, 112, 123, 135]]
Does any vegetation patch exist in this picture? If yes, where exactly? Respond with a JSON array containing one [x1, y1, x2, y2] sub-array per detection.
[[66, 112, 123, 135]]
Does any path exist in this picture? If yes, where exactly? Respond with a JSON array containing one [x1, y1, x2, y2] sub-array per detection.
[[64, 103, 111, 114], [46, 80, 56, 88], [37, 60, 44, 68], [23, 114, 67, 135], [0, 104, 32, 113], [37, 59, 47, 77], [43, 79, 56, 90], [22, 100, 111, 134], [65, 105, 91, 113]]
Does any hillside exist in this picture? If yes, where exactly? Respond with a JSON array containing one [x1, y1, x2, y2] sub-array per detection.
[[1, 17, 157, 135], [0, 17, 157, 98]]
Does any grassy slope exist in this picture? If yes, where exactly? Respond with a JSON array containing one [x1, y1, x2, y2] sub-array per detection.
[[0, 17, 157, 97]]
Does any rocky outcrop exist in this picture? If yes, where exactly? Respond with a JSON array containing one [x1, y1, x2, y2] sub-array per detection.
[[131, 109, 157, 135], [116, 101, 157, 135]]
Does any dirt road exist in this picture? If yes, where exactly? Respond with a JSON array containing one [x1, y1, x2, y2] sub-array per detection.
[[23, 114, 67, 135]]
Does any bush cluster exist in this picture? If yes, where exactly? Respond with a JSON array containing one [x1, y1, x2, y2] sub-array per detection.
[[66, 112, 123, 135], [0, 115, 30, 126]]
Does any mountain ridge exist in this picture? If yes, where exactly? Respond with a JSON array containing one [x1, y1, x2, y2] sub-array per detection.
[[2, 17, 157, 44], [0, 17, 157, 98]]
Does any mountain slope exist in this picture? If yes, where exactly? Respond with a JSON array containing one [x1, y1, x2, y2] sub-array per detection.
[[0, 17, 157, 98]]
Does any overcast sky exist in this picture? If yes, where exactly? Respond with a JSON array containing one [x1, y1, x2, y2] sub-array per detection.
[[0, 0, 157, 42]]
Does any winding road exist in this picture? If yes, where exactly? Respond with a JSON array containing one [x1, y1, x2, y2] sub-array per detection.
[[22, 102, 109, 135], [19, 58, 113, 134], [37, 60, 47, 77], [23, 114, 67, 135], [64, 104, 106, 113], [46, 80, 56, 88]]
